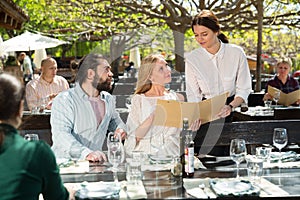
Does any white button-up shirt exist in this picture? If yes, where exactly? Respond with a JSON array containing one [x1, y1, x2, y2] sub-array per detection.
[[185, 42, 252, 103], [50, 83, 127, 159]]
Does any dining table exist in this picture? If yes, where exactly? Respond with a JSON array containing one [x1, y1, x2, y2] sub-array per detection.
[[59, 152, 300, 199]]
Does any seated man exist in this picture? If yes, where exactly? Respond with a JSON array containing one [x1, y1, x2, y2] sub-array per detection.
[[25, 57, 69, 110], [50, 53, 127, 162]]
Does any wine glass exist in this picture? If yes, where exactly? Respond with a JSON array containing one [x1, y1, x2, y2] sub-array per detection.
[[273, 91, 280, 106], [107, 132, 125, 172], [69, 145, 81, 167], [125, 96, 132, 111], [230, 139, 247, 178], [273, 128, 288, 164]]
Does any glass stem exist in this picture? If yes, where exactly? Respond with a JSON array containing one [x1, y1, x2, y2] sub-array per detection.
[[236, 162, 240, 178]]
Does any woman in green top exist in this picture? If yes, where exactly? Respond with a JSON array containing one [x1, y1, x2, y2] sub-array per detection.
[[0, 73, 69, 200]]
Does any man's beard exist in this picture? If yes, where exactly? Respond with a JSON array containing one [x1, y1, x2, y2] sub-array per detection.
[[92, 73, 112, 92]]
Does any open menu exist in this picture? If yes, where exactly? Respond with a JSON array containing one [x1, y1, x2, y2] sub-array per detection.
[[268, 86, 300, 106], [153, 92, 229, 128]]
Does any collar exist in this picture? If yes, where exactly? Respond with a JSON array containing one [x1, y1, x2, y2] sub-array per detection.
[[74, 83, 105, 101]]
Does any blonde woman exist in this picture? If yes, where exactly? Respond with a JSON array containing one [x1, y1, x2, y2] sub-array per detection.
[[124, 54, 201, 158], [263, 60, 300, 105]]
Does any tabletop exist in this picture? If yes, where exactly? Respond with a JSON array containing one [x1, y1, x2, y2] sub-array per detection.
[[59, 153, 300, 199]]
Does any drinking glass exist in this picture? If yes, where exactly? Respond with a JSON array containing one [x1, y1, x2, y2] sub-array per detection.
[[69, 145, 81, 167], [107, 132, 125, 172], [230, 139, 247, 178], [273, 128, 288, 164], [273, 91, 280, 106], [125, 96, 132, 111], [24, 133, 39, 141]]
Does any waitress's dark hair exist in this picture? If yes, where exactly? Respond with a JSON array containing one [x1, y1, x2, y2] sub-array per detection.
[[0, 73, 24, 145], [192, 9, 229, 43]]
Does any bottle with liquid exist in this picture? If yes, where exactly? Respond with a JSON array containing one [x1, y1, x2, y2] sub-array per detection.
[[171, 156, 182, 177], [180, 118, 194, 178], [184, 131, 194, 178]]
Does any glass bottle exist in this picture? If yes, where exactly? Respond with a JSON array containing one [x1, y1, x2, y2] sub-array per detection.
[[184, 131, 194, 178], [171, 156, 182, 177], [180, 118, 194, 178]]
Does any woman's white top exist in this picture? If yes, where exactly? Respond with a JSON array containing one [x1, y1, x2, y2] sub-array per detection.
[[124, 90, 181, 157], [185, 42, 252, 103]]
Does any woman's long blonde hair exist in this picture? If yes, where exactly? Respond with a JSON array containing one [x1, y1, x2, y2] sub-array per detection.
[[135, 54, 165, 94]]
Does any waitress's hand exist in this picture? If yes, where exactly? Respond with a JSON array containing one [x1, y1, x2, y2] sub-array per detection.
[[217, 105, 232, 118], [189, 118, 201, 131]]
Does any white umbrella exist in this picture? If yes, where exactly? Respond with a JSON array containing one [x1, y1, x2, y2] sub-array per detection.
[[33, 48, 47, 70], [0, 31, 68, 52], [129, 47, 141, 68]]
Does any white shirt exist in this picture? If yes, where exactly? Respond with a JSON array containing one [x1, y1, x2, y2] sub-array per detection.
[[124, 91, 181, 157], [50, 83, 127, 159], [185, 42, 252, 103]]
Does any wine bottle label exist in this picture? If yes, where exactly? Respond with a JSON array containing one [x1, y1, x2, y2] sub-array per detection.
[[184, 147, 194, 173]]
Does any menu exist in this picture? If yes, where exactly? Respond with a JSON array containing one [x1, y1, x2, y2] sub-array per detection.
[[153, 92, 229, 128], [268, 86, 300, 106]]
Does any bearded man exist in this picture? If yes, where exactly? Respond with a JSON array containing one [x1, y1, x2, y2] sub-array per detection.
[[51, 54, 127, 162]]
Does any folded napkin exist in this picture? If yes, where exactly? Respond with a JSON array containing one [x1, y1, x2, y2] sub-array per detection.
[[264, 151, 300, 168], [59, 160, 89, 174], [183, 178, 217, 199], [119, 180, 147, 199], [258, 178, 289, 197]]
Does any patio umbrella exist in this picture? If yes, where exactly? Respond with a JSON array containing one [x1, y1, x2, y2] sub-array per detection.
[[33, 48, 47, 70], [0, 31, 68, 52]]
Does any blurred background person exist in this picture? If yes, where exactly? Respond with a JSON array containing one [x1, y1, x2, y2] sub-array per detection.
[[18, 52, 33, 84], [25, 57, 69, 110], [263, 59, 300, 105], [0, 73, 69, 200], [51, 53, 127, 162], [124, 54, 201, 157]]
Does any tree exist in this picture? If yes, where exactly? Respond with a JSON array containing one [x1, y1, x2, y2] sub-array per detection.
[[5, 0, 300, 82]]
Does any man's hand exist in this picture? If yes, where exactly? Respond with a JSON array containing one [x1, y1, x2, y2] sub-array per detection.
[[86, 151, 107, 162]]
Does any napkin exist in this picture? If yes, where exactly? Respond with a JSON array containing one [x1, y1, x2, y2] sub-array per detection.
[[258, 178, 289, 197], [183, 178, 217, 199], [119, 180, 147, 199], [59, 160, 89, 174]]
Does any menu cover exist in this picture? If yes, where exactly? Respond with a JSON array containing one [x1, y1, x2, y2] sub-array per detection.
[[268, 86, 300, 106], [153, 92, 229, 128]]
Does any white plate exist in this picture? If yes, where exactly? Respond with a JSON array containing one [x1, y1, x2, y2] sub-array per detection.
[[76, 182, 120, 199], [210, 179, 259, 196]]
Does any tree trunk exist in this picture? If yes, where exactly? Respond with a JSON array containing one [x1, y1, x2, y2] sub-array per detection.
[[172, 30, 185, 72], [255, 0, 264, 92]]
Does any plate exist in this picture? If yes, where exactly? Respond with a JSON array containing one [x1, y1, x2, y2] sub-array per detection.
[[149, 155, 173, 164], [75, 182, 120, 199], [210, 179, 259, 196]]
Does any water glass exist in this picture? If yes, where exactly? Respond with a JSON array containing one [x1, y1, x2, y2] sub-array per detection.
[[264, 100, 272, 108], [24, 133, 39, 141], [126, 158, 142, 185], [256, 146, 272, 163], [246, 155, 263, 183]]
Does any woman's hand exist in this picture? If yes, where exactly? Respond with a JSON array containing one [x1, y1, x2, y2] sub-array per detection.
[[189, 118, 201, 131], [217, 105, 232, 118]]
